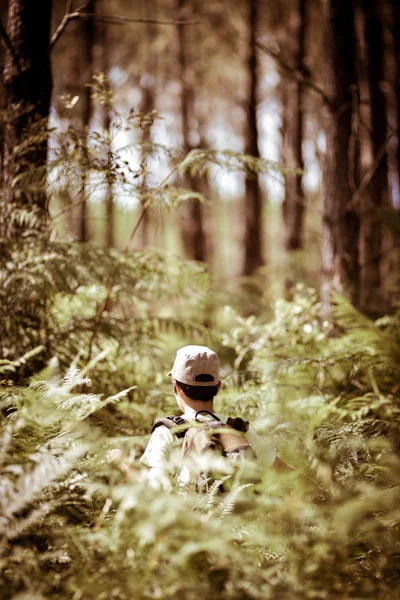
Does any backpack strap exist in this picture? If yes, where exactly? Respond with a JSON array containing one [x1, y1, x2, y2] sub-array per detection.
[[195, 411, 250, 433], [195, 410, 222, 427], [151, 415, 188, 438]]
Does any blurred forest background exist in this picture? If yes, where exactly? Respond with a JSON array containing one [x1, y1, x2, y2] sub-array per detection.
[[1, 1, 400, 599], [1, 0, 400, 316]]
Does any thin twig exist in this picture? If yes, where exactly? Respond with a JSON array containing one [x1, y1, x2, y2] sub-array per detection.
[[78, 13, 199, 26], [348, 84, 360, 193], [49, 8, 198, 51], [267, 170, 323, 214], [49, 2, 90, 51], [125, 165, 179, 250], [256, 40, 331, 107], [0, 21, 21, 72], [359, 245, 399, 268], [347, 133, 394, 210]]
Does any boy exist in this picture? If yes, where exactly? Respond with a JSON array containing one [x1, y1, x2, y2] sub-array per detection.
[[141, 345, 291, 486]]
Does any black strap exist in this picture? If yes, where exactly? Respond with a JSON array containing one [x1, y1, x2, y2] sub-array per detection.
[[152, 413, 250, 437], [195, 410, 221, 423], [151, 415, 188, 438]]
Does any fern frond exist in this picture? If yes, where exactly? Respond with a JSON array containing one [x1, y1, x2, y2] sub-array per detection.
[[179, 149, 302, 179], [205, 476, 230, 507], [0, 444, 87, 531], [221, 483, 253, 517], [0, 346, 46, 375], [6, 503, 51, 541]]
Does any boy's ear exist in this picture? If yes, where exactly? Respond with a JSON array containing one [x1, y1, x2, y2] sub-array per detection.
[[173, 381, 182, 397], [217, 380, 222, 393]]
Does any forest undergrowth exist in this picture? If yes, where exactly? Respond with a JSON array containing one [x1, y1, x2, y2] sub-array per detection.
[[1, 252, 400, 599]]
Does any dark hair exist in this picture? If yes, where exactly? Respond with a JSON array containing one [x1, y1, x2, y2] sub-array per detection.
[[174, 379, 218, 402]]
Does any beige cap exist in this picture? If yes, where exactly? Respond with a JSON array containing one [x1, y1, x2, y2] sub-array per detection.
[[169, 345, 220, 387]]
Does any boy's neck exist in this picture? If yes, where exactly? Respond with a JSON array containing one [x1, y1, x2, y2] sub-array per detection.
[[179, 398, 215, 419]]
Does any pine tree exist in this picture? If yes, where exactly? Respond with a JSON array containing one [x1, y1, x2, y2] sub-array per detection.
[[321, 0, 360, 314], [241, 0, 264, 276], [78, 0, 95, 243], [0, 0, 53, 239], [282, 0, 306, 252], [359, 0, 388, 315], [175, 0, 207, 262]]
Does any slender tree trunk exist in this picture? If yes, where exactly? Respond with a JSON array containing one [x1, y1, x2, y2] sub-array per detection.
[[282, 0, 306, 251], [393, 0, 400, 194], [197, 117, 213, 260], [0, 0, 53, 240], [138, 1, 157, 249], [389, 0, 400, 306], [321, 0, 361, 315], [95, 5, 115, 249], [138, 80, 154, 248], [176, 0, 206, 262], [78, 0, 94, 243], [240, 0, 264, 276], [359, 0, 388, 314], [0, 1, 8, 174], [104, 107, 115, 248]]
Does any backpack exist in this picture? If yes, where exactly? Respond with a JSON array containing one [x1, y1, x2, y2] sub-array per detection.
[[151, 410, 256, 492]]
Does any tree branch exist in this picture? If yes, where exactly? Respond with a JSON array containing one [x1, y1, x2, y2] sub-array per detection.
[[348, 133, 394, 210], [359, 244, 400, 268], [125, 164, 179, 250], [49, 2, 90, 51], [0, 21, 21, 73], [49, 6, 198, 52], [78, 14, 199, 26], [256, 40, 331, 107]]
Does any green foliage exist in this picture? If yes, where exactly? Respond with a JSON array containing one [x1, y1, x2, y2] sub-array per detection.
[[1, 285, 400, 599]]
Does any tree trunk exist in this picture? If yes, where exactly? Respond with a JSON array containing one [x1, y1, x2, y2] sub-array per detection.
[[359, 0, 388, 315], [0, 1, 9, 173], [393, 0, 400, 195], [78, 0, 95, 243], [321, 0, 361, 315], [104, 106, 115, 248], [96, 8, 115, 249], [176, 0, 206, 262], [0, 0, 53, 240], [138, 79, 154, 249], [389, 0, 400, 306], [240, 0, 264, 276], [282, 0, 306, 251], [0, 0, 52, 374], [138, 2, 157, 250]]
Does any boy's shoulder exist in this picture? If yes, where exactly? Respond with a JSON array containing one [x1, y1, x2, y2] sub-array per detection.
[[151, 414, 188, 437], [152, 412, 249, 431]]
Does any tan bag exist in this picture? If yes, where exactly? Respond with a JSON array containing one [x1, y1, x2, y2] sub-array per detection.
[[181, 411, 255, 492]]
